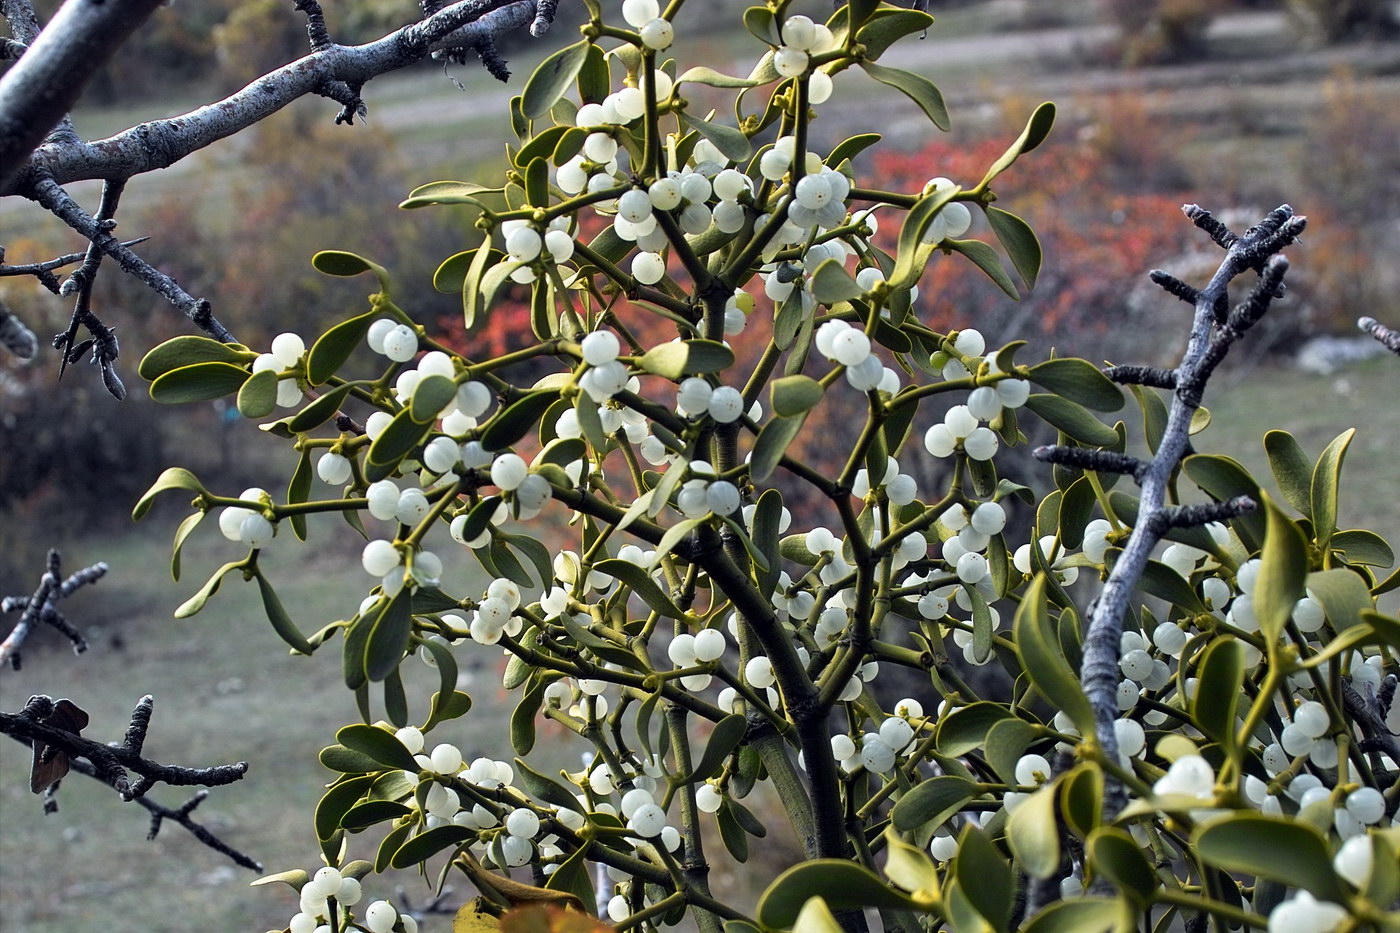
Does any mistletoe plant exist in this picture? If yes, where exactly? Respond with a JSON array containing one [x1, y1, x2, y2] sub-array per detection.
[[130, 2, 1398, 932]]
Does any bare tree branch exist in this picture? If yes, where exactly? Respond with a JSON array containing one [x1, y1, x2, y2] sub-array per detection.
[[0, 0, 167, 189], [1, 693, 249, 801], [2, 0, 539, 196], [0, 548, 108, 669], [1040, 204, 1306, 817]]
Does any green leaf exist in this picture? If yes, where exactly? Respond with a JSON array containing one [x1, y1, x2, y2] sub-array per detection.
[[1027, 359, 1123, 412], [937, 702, 1014, 757], [577, 41, 609, 102], [341, 800, 412, 832], [1305, 568, 1373, 631], [882, 828, 940, 896], [481, 391, 559, 451], [522, 40, 590, 119], [366, 407, 432, 478], [309, 315, 380, 390], [169, 510, 203, 582], [1024, 394, 1119, 447], [985, 206, 1042, 290], [687, 115, 752, 162], [364, 585, 414, 682], [717, 799, 750, 863], [256, 572, 313, 654], [461, 242, 499, 329], [1087, 827, 1158, 905], [757, 861, 922, 928], [984, 717, 1037, 785], [770, 375, 824, 418], [251, 868, 310, 892], [1022, 898, 1119, 933], [236, 369, 279, 418], [288, 383, 355, 434], [174, 560, 242, 618], [139, 336, 249, 381], [1192, 813, 1347, 903], [857, 60, 949, 130], [336, 722, 420, 771], [510, 681, 545, 755], [1255, 493, 1309, 644], [750, 489, 783, 595], [856, 9, 935, 60], [751, 414, 806, 482], [1058, 764, 1103, 840], [891, 775, 980, 832], [1330, 529, 1394, 568], [1008, 783, 1061, 879], [650, 518, 703, 567], [593, 559, 684, 618], [400, 180, 494, 210], [1014, 575, 1095, 734], [544, 842, 596, 908], [458, 497, 502, 546], [1310, 428, 1354, 549], [133, 467, 207, 521], [792, 897, 843, 933], [945, 237, 1018, 298], [1263, 429, 1312, 516], [515, 125, 573, 167], [410, 374, 457, 424], [889, 183, 959, 292], [685, 714, 747, 783], [1192, 637, 1244, 751], [312, 251, 389, 291], [1183, 454, 1266, 551], [827, 133, 881, 167], [513, 757, 579, 812], [315, 776, 373, 841], [1057, 477, 1097, 550], [391, 825, 473, 869], [635, 339, 735, 380], [427, 689, 473, 727], [675, 65, 766, 88], [979, 101, 1056, 188], [809, 257, 864, 304], [954, 825, 1013, 933], [149, 361, 249, 404]]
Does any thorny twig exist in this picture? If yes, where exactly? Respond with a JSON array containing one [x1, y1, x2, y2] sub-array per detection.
[[1035, 204, 1306, 818], [0, 548, 107, 670]]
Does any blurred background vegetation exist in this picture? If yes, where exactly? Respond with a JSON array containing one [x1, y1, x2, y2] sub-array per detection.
[[2, 1, 1400, 929]]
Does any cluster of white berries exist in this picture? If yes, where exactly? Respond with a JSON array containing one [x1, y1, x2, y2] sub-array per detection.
[[286, 866, 414, 933], [815, 318, 901, 392], [828, 699, 925, 775], [218, 487, 276, 548], [250, 332, 308, 409]]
